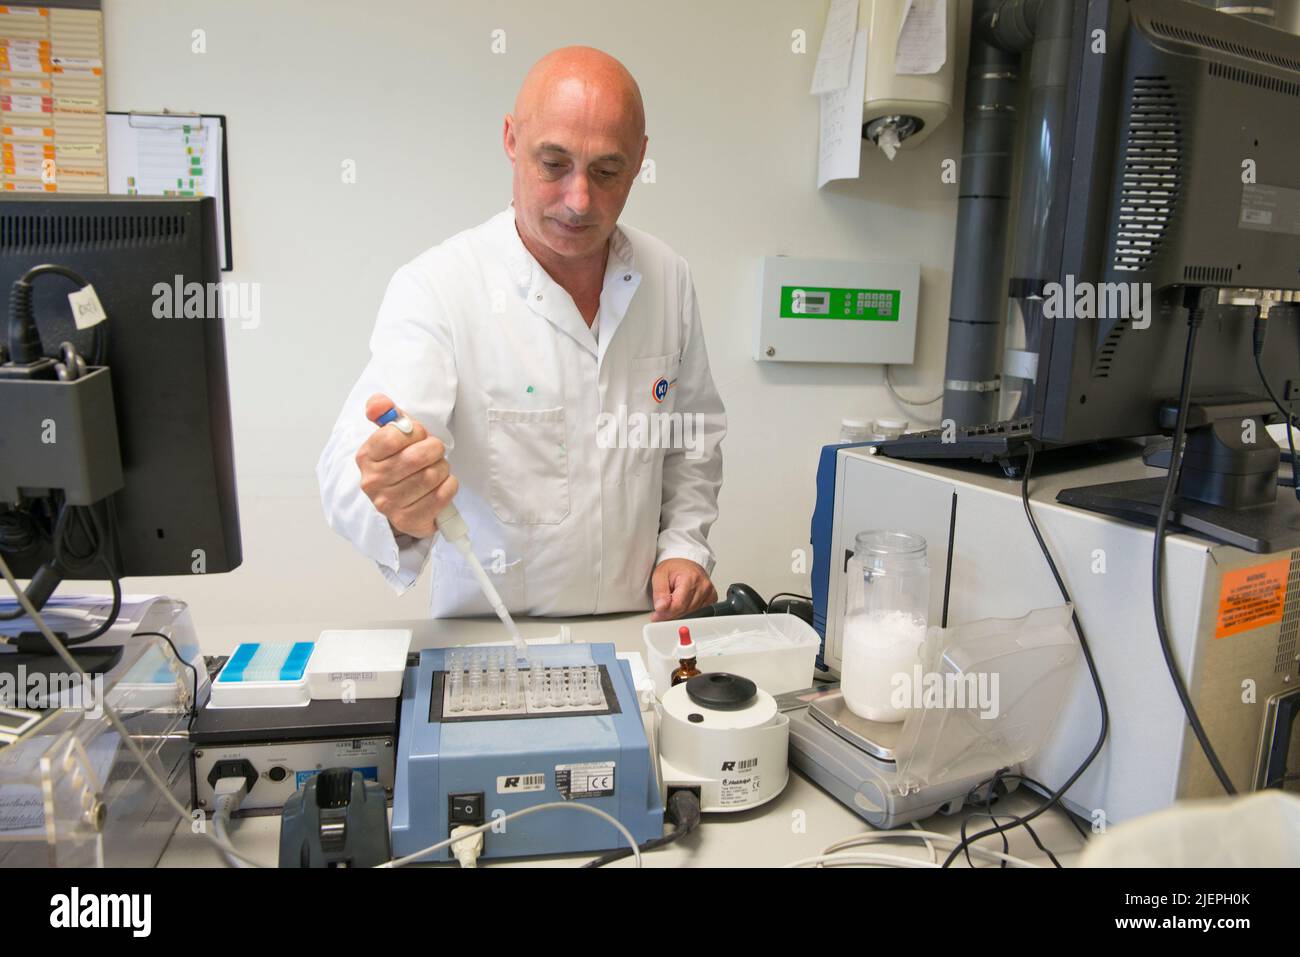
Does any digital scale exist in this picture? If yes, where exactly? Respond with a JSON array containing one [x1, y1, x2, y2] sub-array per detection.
[[785, 606, 1081, 829]]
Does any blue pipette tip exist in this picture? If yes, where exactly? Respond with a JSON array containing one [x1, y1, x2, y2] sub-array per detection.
[[376, 407, 399, 426]]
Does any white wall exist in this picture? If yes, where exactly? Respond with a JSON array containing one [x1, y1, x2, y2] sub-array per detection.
[[95, 0, 966, 645]]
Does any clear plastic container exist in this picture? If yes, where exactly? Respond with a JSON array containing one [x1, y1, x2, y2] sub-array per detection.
[[839, 418, 874, 444], [642, 613, 820, 699], [841, 530, 930, 722]]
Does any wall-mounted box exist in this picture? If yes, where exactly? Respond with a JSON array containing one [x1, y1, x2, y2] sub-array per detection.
[[754, 257, 919, 364]]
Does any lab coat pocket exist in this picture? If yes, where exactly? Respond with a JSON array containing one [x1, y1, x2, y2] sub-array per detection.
[[487, 406, 570, 524]]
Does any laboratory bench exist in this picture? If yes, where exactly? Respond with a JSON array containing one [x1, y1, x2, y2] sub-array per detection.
[[157, 613, 1089, 868]]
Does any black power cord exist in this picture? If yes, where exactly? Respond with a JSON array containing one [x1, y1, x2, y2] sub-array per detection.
[[6, 262, 105, 365], [132, 630, 201, 729], [3, 497, 122, 649], [582, 788, 702, 867], [1151, 295, 1236, 794], [958, 769, 1062, 868], [942, 442, 1110, 866], [1252, 305, 1300, 499]]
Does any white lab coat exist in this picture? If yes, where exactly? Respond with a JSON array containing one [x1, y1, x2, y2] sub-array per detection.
[[316, 205, 726, 617]]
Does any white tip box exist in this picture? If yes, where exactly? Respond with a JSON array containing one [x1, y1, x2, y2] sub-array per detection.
[[306, 629, 412, 700]]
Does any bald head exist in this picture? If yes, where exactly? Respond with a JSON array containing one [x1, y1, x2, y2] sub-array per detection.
[[513, 46, 645, 143], [504, 46, 648, 269]]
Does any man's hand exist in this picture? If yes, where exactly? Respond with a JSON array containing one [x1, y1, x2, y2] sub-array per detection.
[[650, 558, 717, 622], [355, 393, 458, 539]]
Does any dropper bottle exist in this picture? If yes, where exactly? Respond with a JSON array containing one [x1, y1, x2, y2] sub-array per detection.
[[670, 625, 701, 687]]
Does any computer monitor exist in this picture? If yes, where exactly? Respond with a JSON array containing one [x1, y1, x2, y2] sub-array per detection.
[[1032, 0, 1300, 551], [0, 195, 241, 581]]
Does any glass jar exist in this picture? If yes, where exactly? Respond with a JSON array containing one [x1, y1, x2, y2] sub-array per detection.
[[841, 530, 930, 722]]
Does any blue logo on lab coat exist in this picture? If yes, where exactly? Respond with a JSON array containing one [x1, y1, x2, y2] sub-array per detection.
[[652, 376, 670, 403]]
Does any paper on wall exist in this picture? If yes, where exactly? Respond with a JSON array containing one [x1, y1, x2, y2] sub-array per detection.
[[818, 30, 869, 189], [809, 0, 860, 95], [896, 0, 947, 75]]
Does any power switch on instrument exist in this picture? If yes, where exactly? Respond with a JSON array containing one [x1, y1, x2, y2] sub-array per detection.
[[449, 792, 484, 825]]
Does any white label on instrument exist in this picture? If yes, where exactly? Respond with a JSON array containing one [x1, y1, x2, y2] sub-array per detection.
[[720, 757, 761, 807], [497, 773, 546, 794], [68, 284, 107, 329], [554, 761, 615, 799]]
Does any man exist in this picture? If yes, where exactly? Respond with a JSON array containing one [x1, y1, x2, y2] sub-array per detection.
[[317, 46, 726, 621]]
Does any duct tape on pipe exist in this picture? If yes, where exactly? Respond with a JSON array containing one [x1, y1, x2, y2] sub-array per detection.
[[944, 377, 1000, 393], [1002, 349, 1038, 381]]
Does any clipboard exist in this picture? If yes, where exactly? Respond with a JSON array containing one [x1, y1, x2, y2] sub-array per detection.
[[105, 109, 233, 271]]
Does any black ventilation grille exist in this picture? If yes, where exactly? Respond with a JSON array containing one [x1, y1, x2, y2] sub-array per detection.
[[1150, 19, 1300, 73], [1209, 60, 1300, 97], [0, 212, 188, 252], [1276, 551, 1300, 676], [1112, 77, 1181, 274], [1092, 318, 1131, 379], [1184, 264, 1233, 284]]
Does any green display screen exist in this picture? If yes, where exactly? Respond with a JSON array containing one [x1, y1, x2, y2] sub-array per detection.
[[779, 285, 900, 321]]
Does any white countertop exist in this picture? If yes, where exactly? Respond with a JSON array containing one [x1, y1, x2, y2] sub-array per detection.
[[158, 612, 1089, 868]]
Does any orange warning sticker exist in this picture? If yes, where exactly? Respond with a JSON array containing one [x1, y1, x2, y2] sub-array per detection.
[[1215, 559, 1289, 639]]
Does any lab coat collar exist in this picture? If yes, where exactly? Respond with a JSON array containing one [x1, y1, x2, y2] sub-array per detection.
[[496, 204, 641, 359]]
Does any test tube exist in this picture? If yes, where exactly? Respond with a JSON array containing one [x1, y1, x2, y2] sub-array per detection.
[[448, 671, 465, 712], [585, 666, 602, 705], [564, 668, 581, 706], [548, 669, 565, 708], [446, 650, 462, 674], [486, 669, 502, 710], [467, 672, 483, 711], [505, 669, 522, 709], [529, 666, 546, 705]]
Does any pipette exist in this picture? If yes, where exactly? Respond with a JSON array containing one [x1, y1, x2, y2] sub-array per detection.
[[374, 406, 529, 665]]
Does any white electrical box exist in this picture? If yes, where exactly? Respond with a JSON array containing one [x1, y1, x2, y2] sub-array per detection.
[[754, 257, 920, 364]]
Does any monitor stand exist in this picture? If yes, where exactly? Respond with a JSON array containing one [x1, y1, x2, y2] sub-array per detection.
[[1057, 401, 1300, 554]]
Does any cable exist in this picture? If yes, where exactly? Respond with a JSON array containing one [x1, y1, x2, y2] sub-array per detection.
[[132, 630, 201, 729], [797, 829, 1043, 868], [767, 591, 812, 604], [941, 442, 1110, 866], [583, 788, 701, 867], [960, 769, 1062, 868], [7, 262, 105, 366], [8, 498, 121, 648], [1252, 308, 1300, 501], [910, 820, 938, 864], [380, 801, 643, 868], [992, 771, 1090, 842], [885, 365, 943, 406], [788, 853, 941, 868], [1151, 299, 1236, 795], [0, 547, 264, 868], [211, 777, 251, 868]]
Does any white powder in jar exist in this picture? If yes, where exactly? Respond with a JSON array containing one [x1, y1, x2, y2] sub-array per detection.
[[841, 609, 927, 722]]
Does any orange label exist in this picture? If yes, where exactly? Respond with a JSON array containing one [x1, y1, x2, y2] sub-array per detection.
[[1215, 559, 1289, 638]]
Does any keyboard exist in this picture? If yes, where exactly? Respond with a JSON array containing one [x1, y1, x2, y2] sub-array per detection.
[[875, 417, 1039, 476]]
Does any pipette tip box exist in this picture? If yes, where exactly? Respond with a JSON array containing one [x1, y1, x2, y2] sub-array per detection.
[[209, 641, 315, 709]]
